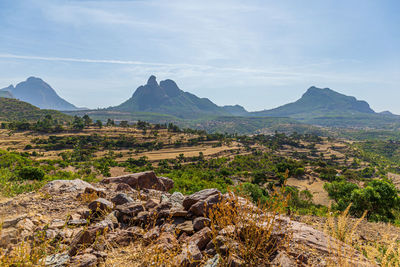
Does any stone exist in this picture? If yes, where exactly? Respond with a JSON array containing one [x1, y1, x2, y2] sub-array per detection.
[[84, 186, 106, 198], [204, 254, 220, 267], [111, 193, 134, 205], [44, 253, 70, 267], [193, 217, 211, 232], [102, 171, 173, 191], [69, 226, 107, 256], [49, 219, 65, 229], [16, 218, 35, 232], [0, 228, 18, 248], [176, 243, 203, 266], [271, 251, 294, 267], [66, 219, 86, 227], [189, 193, 222, 216], [186, 227, 212, 250], [155, 232, 178, 251], [183, 188, 221, 210], [116, 183, 133, 192], [170, 191, 184, 205], [43, 179, 94, 194], [115, 201, 145, 218], [143, 226, 160, 244], [158, 176, 174, 191], [228, 254, 245, 267], [2, 214, 28, 228], [176, 220, 194, 235], [88, 198, 113, 213], [70, 254, 97, 267], [144, 199, 158, 210], [108, 227, 144, 246]]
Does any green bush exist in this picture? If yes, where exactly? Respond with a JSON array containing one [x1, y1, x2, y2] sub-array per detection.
[[17, 166, 45, 180]]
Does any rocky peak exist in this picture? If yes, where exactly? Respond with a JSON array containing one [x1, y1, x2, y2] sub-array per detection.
[[146, 75, 158, 87]]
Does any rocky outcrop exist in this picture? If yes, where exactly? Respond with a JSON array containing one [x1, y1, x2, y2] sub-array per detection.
[[0, 172, 376, 266], [102, 171, 173, 191]]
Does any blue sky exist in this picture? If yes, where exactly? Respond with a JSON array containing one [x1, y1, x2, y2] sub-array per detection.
[[0, 0, 399, 112]]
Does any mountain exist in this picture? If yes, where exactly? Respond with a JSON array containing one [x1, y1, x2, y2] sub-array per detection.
[[253, 86, 375, 119], [0, 97, 72, 122], [113, 75, 230, 119], [0, 77, 79, 111], [221, 105, 249, 116]]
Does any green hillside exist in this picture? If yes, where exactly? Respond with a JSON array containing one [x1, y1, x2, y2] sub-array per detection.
[[0, 97, 72, 122]]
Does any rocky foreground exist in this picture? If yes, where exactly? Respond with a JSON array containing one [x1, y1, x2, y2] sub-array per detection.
[[0, 172, 374, 266]]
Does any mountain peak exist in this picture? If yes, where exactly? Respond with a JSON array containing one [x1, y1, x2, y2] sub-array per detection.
[[0, 77, 78, 111], [147, 75, 158, 87]]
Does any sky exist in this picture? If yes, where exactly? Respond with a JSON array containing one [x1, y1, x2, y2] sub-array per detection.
[[0, 0, 399, 112]]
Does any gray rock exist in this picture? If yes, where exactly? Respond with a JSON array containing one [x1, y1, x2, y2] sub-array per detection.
[[204, 254, 220, 267], [43, 179, 94, 194], [183, 188, 221, 210], [44, 253, 70, 266]]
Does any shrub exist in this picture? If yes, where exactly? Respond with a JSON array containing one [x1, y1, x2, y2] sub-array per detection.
[[17, 166, 45, 180]]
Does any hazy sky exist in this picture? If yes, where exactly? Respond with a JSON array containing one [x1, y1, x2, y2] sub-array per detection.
[[0, 0, 399, 112]]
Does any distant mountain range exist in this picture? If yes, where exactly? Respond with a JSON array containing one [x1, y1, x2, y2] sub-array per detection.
[[113, 75, 246, 118], [0, 77, 80, 111], [2, 75, 400, 132]]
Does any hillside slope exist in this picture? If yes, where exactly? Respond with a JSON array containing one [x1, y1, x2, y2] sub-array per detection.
[[0, 97, 71, 122]]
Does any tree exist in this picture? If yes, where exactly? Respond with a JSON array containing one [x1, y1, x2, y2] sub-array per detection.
[[82, 114, 92, 126], [95, 120, 103, 129], [324, 179, 400, 222], [72, 116, 85, 130], [106, 119, 115, 127], [119, 121, 129, 127]]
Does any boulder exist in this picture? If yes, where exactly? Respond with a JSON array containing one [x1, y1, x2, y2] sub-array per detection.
[[271, 251, 294, 267], [102, 171, 173, 191], [88, 198, 113, 213], [70, 254, 97, 267], [111, 193, 134, 206], [83, 187, 106, 198], [115, 201, 144, 217], [183, 189, 221, 210], [186, 227, 212, 250], [158, 176, 174, 191], [193, 217, 211, 232], [42, 179, 94, 194], [176, 221, 194, 235], [189, 193, 222, 216]]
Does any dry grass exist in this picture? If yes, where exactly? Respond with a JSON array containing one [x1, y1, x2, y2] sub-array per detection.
[[207, 189, 291, 265]]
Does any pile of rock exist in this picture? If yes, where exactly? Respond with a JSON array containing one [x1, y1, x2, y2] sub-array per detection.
[[1, 171, 375, 267]]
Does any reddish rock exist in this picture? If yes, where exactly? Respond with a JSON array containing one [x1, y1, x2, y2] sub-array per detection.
[[176, 221, 194, 235], [193, 217, 211, 232], [186, 227, 212, 250], [102, 171, 173, 191], [189, 193, 222, 216], [158, 176, 174, 191]]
